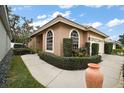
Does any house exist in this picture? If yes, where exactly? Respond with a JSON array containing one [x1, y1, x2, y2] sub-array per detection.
[[0, 5, 12, 61], [105, 38, 123, 49], [28, 15, 108, 56]]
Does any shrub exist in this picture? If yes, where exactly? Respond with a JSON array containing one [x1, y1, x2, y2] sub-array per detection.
[[92, 43, 99, 55], [104, 42, 113, 54], [32, 48, 42, 53], [63, 38, 72, 57], [72, 50, 79, 57], [112, 49, 124, 56], [85, 42, 90, 55], [79, 47, 87, 56], [13, 48, 36, 55], [38, 52, 101, 70], [72, 48, 88, 57], [116, 44, 122, 49], [14, 44, 26, 48]]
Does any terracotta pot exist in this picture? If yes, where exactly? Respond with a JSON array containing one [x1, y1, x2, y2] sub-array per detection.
[[85, 63, 103, 88]]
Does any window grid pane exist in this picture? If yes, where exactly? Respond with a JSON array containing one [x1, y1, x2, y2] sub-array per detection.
[[71, 30, 79, 50], [47, 31, 53, 51]]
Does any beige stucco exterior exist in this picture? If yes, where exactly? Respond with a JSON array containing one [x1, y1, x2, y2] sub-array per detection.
[[0, 6, 11, 61], [0, 19, 11, 61], [29, 22, 107, 56]]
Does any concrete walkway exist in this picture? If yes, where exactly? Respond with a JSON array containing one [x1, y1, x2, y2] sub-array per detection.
[[21, 54, 124, 88]]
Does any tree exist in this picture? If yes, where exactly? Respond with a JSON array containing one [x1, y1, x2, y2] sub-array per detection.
[[8, 7, 21, 42], [8, 6, 35, 44], [118, 33, 124, 46]]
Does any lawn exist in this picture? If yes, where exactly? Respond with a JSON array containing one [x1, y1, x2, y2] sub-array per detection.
[[5, 56, 45, 88]]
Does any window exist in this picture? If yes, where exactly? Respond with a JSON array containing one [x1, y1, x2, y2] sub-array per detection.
[[71, 30, 79, 50], [46, 30, 53, 51]]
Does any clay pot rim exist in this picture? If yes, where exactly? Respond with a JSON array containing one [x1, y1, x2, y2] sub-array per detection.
[[88, 63, 100, 68]]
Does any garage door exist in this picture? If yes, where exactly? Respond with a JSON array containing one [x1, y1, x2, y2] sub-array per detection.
[[90, 41, 104, 55], [98, 41, 104, 55]]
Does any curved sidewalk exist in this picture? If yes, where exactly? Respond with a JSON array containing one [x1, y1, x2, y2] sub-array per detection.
[[21, 54, 124, 88]]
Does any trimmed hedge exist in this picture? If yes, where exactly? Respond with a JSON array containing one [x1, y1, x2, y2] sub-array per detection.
[[92, 43, 99, 55], [38, 52, 101, 70], [63, 38, 72, 57], [85, 42, 90, 55], [104, 43, 113, 54], [13, 48, 36, 55], [14, 44, 26, 48]]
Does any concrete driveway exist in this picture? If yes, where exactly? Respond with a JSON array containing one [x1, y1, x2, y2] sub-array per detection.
[[21, 54, 124, 88]]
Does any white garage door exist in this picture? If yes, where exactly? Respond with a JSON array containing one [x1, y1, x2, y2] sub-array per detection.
[[98, 41, 104, 55]]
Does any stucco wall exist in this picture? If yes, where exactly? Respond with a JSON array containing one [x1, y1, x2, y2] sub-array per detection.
[[42, 23, 87, 56], [42, 23, 62, 56], [29, 23, 106, 56], [0, 19, 11, 61], [28, 37, 36, 49], [58, 23, 86, 56]]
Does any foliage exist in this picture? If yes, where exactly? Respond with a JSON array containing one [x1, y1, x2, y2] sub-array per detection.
[[14, 44, 26, 48], [118, 33, 124, 46], [85, 42, 90, 56], [116, 44, 122, 49], [72, 42, 91, 57], [13, 48, 35, 55], [104, 42, 113, 54], [5, 56, 44, 88], [72, 47, 88, 57], [8, 6, 35, 44], [63, 38, 72, 57], [92, 43, 99, 55], [38, 52, 101, 70], [112, 49, 124, 56]]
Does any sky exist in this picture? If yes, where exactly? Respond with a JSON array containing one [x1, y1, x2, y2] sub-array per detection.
[[10, 5, 124, 40]]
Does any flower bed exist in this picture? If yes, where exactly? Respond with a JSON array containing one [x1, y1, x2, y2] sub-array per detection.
[[38, 52, 102, 70]]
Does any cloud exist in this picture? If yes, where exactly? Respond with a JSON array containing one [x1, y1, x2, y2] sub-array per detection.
[[106, 18, 124, 27], [31, 11, 72, 28], [120, 6, 124, 11], [107, 5, 114, 9], [37, 14, 47, 19], [31, 20, 49, 27], [85, 22, 102, 28], [91, 22, 102, 28], [109, 35, 118, 40], [11, 6, 32, 12], [52, 11, 71, 18], [12, 7, 16, 11], [108, 29, 113, 32], [23, 6, 32, 8], [79, 13, 85, 17], [58, 5, 74, 9], [84, 5, 103, 8]]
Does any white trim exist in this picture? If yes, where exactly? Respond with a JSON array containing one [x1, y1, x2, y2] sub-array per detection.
[[89, 35, 105, 41], [69, 29, 80, 48], [45, 29, 54, 53]]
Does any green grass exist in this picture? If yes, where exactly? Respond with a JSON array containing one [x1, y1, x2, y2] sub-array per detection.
[[5, 56, 45, 88]]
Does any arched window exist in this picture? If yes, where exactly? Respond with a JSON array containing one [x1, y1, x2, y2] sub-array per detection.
[[71, 30, 79, 50], [46, 30, 53, 51]]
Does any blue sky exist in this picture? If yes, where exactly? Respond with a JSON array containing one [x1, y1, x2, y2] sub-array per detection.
[[10, 5, 124, 40]]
